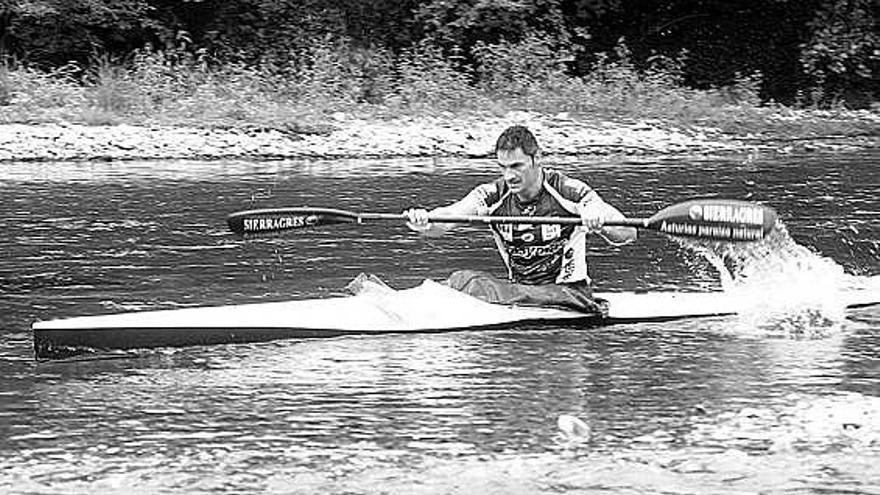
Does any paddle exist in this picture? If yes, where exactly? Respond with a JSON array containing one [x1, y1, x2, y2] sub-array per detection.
[[228, 199, 777, 242]]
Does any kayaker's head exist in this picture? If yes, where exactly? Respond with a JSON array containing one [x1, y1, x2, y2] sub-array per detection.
[[496, 125, 543, 200]]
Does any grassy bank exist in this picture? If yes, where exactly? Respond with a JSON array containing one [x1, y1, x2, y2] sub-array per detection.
[[1, 40, 877, 140]]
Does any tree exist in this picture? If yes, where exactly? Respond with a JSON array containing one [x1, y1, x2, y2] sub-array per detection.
[[799, 0, 878, 106], [1, 0, 156, 65], [159, 0, 419, 65], [415, 0, 580, 51]]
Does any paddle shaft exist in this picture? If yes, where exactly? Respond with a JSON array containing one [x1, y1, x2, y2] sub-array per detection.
[[355, 212, 646, 228]]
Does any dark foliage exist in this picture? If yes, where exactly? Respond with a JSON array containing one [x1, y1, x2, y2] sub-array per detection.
[[0, 0, 875, 106]]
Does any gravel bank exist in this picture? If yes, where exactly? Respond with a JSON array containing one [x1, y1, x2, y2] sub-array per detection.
[[1, 111, 877, 162]]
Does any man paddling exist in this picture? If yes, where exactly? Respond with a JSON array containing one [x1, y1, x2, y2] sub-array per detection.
[[404, 125, 637, 313]]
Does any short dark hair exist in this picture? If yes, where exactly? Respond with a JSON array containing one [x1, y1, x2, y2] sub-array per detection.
[[495, 125, 539, 157]]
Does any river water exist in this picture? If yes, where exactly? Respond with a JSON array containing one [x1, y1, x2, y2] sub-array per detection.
[[1, 152, 878, 494]]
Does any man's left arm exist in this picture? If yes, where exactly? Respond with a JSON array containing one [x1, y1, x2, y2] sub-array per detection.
[[577, 190, 638, 245]]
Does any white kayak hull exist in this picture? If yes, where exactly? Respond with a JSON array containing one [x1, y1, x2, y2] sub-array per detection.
[[32, 279, 880, 359]]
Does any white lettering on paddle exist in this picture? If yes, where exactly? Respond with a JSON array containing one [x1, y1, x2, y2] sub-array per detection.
[[660, 221, 699, 237], [243, 215, 314, 232], [661, 222, 765, 241], [689, 204, 765, 225], [729, 227, 765, 241]]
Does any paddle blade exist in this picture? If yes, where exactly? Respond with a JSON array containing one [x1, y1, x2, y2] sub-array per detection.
[[227, 208, 357, 235], [645, 199, 777, 242]]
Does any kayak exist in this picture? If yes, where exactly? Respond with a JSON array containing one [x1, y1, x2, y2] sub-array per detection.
[[32, 278, 880, 360]]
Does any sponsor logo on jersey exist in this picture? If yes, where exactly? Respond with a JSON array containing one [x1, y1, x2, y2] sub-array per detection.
[[561, 258, 575, 278], [497, 224, 513, 241], [510, 243, 560, 260], [541, 224, 561, 240]]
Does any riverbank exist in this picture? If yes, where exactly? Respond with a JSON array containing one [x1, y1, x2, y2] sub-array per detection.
[[1, 108, 877, 162]]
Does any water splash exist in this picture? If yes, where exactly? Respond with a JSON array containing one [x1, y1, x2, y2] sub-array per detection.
[[679, 222, 861, 337]]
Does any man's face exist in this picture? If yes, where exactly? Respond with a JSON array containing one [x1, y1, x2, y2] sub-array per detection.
[[497, 148, 541, 196]]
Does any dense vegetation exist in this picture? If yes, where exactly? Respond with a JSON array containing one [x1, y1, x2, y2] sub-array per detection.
[[0, 0, 876, 130]]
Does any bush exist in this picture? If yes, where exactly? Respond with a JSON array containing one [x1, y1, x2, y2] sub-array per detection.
[[0, 61, 87, 123], [798, 0, 878, 107], [87, 55, 138, 114], [390, 41, 479, 111], [128, 41, 212, 111], [472, 31, 572, 96]]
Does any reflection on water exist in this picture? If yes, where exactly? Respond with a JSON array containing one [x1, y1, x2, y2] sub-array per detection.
[[1, 152, 878, 493]]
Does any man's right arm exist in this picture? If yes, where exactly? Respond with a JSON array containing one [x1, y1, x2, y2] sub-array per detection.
[[404, 183, 497, 237]]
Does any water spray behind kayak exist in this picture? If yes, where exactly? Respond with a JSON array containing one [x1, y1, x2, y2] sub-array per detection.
[[680, 220, 860, 336]]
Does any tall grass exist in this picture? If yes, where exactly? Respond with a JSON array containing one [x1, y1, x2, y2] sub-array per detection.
[[0, 37, 866, 135], [0, 61, 87, 123]]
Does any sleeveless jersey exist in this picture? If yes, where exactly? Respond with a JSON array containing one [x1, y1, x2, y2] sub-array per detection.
[[458, 169, 597, 285]]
